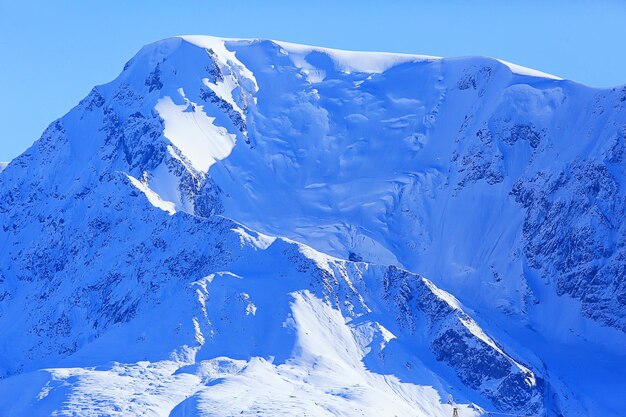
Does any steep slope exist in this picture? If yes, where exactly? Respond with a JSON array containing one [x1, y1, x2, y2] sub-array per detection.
[[0, 35, 624, 416]]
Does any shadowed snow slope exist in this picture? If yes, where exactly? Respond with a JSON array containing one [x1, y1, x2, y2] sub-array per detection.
[[0, 36, 625, 416]]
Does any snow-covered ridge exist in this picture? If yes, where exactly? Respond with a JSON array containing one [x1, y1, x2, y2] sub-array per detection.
[[496, 58, 561, 80], [0, 162, 7, 173], [181, 35, 560, 80], [272, 39, 438, 76]]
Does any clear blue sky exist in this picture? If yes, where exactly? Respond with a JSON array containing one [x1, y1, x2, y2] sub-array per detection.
[[1, 0, 625, 161]]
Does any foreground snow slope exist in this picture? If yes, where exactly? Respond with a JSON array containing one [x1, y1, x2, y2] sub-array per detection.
[[0, 36, 625, 416]]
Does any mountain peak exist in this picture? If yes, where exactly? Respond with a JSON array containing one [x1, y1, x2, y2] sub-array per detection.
[[120, 35, 561, 91]]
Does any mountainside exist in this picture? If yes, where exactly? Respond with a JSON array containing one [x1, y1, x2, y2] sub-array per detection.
[[1, 35, 625, 416]]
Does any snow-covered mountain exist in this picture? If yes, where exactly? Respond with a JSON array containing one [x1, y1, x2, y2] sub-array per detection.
[[1, 35, 625, 416]]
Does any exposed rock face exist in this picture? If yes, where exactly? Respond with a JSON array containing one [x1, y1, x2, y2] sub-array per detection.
[[511, 162, 625, 326], [380, 266, 543, 413]]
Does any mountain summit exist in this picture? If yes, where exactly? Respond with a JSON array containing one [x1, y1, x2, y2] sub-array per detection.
[[1, 36, 625, 416]]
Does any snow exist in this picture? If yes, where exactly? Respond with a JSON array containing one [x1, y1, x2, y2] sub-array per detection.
[[272, 39, 560, 81], [274, 40, 439, 81], [182, 35, 258, 89], [0, 283, 480, 417], [184, 35, 560, 81], [231, 226, 277, 250], [155, 95, 236, 173], [126, 173, 177, 215], [203, 76, 243, 115], [149, 153, 186, 210], [0, 162, 7, 173], [497, 59, 562, 80], [0, 34, 624, 417]]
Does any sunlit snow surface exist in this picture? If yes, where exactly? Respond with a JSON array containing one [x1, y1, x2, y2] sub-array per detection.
[[155, 96, 236, 173], [0, 36, 625, 417]]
